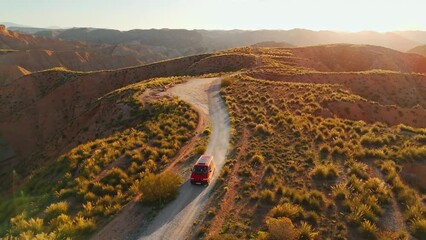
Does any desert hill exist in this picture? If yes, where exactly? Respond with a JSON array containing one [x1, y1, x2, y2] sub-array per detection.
[[2, 26, 423, 81], [0, 65, 30, 85], [0, 26, 143, 84], [195, 45, 426, 240], [248, 44, 426, 126], [0, 49, 141, 73], [290, 44, 426, 73], [0, 25, 86, 51], [252, 41, 295, 48], [0, 51, 256, 193], [408, 44, 426, 57]]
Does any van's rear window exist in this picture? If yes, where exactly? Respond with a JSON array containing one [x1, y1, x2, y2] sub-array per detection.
[[193, 166, 208, 174]]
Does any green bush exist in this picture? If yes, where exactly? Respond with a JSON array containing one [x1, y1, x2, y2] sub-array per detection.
[[139, 172, 182, 204]]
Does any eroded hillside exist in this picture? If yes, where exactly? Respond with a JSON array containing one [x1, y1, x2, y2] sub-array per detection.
[[0, 26, 142, 84]]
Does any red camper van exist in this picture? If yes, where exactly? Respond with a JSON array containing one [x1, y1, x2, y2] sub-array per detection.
[[190, 155, 215, 185]]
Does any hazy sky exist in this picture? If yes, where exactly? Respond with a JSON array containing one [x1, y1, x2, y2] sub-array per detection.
[[1, 0, 425, 32]]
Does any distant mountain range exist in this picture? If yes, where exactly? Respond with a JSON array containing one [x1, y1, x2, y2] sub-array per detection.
[[3, 22, 425, 52]]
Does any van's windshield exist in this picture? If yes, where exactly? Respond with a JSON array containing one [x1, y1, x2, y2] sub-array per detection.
[[193, 166, 208, 174]]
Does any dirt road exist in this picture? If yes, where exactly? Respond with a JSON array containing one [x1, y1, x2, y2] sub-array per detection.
[[135, 77, 230, 240]]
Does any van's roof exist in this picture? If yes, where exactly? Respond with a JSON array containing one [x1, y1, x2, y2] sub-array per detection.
[[195, 155, 213, 165]]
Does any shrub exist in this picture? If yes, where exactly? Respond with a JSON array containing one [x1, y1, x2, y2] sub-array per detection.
[[254, 123, 273, 135], [348, 204, 377, 226], [360, 134, 385, 148], [304, 190, 327, 211], [311, 164, 338, 180], [414, 135, 426, 144], [222, 77, 235, 87], [266, 217, 299, 240], [348, 161, 369, 179], [397, 146, 426, 162], [332, 183, 349, 200], [84, 192, 97, 202], [202, 128, 211, 136], [139, 171, 183, 205], [410, 218, 426, 240], [251, 154, 265, 167], [298, 221, 318, 240], [45, 201, 69, 221], [405, 205, 425, 222], [9, 213, 45, 235], [319, 145, 331, 159], [74, 216, 96, 236], [270, 203, 303, 219], [359, 220, 378, 239], [195, 145, 206, 155], [396, 231, 409, 240], [397, 188, 419, 206], [50, 213, 72, 229], [101, 167, 129, 186], [364, 178, 391, 204], [259, 189, 275, 204]]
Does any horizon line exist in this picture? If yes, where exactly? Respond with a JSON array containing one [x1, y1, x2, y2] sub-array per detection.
[[1, 21, 425, 33]]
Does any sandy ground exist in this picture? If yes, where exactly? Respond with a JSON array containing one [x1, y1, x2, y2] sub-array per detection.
[[129, 77, 230, 240]]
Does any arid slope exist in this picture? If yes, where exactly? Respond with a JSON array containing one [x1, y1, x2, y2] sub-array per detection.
[[0, 51, 256, 193]]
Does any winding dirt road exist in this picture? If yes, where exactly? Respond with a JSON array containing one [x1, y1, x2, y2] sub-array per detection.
[[135, 77, 231, 240]]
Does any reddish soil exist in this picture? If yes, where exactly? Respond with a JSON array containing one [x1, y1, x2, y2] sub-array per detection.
[[400, 162, 426, 194], [208, 126, 250, 237], [0, 65, 30, 85], [324, 100, 426, 128]]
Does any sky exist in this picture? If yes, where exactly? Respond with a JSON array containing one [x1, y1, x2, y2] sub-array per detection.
[[1, 0, 425, 32]]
